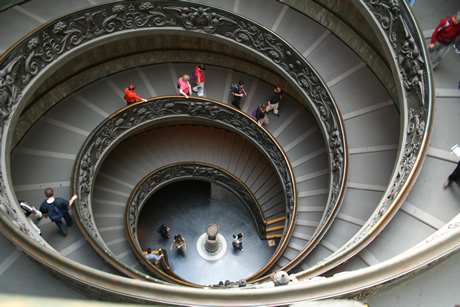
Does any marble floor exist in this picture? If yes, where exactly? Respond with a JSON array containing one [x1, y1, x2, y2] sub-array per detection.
[[137, 180, 278, 286]]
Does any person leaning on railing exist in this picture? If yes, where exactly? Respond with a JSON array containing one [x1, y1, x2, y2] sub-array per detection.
[[124, 84, 148, 105], [145, 248, 163, 264]]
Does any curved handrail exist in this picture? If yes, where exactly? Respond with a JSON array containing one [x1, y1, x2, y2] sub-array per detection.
[[0, 1, 346, 271], [292, 0, 434, 279], [0, 1, 442, 305], [135, 246, 204, 287], [2, 0, 444, 304], [1, 202, 458, 306], [72, 96, 296, 282]]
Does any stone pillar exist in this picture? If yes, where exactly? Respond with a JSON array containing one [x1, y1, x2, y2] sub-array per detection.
[[205, 224, 219, 252]]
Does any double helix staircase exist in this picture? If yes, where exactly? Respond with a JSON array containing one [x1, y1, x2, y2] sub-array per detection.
[[1, 0, 459, 306]]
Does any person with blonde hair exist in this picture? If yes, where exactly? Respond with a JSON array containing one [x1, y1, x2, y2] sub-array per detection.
[[178, 74, 192, 98]]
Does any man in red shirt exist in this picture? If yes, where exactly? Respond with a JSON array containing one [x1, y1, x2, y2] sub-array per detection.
[[192, 64, 205, 97], [124, 84, 147, 105], [429, 11, 460, 69]]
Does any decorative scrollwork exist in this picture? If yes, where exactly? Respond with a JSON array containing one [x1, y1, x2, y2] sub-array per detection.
[[75, 98, 294, 246], [102, 3, 175, 33], [164, 5, 236, 33], [0, 56, 22, 120], [398, 21, 425, 104], [0, 0, 344, 274], [319, 0, 431, 261], [74, 11, 104, 39], [364, 0, 426, 104], [225, 22, 286, 65]]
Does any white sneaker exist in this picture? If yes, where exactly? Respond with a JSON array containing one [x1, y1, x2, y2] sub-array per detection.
[[453, 44, 460, 54]]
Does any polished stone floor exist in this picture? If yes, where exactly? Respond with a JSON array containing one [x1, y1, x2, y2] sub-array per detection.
[[137, 180, 278, 286]]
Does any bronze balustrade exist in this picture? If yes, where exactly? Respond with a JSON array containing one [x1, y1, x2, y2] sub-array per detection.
[[0, 0, 437, 304]]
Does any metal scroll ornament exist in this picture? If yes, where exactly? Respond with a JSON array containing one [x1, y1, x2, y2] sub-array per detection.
[[75, 98, 294, 246], [327, 0, 432, 254], [0, 1, 343, 260]]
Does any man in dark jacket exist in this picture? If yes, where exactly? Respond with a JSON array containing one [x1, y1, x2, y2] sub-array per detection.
[[39, 187, 77, 236], [230, 80, 247, 110]]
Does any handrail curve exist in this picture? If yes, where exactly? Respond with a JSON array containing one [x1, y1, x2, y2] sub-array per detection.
[[1, 207, 458, 306], [0, 0, 440, 303], [73, 96, 296, 282], [293, 0, 434, 279], [0, 1, 346, 274]]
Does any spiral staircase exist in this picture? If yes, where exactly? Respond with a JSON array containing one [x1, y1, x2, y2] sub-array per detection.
[[0, 0, 459, 306]]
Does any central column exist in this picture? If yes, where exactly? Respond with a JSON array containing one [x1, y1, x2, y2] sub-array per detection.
[[196, 223, 227, 261], [205, 223, 219, 252]]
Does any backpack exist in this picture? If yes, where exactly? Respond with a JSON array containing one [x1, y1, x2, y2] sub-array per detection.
[[437, 16, 450, 34], [252, 108, 258, 117], [45, 201, 63, 222], [191, 71, 196, 81], [230, 83, 239, 95]]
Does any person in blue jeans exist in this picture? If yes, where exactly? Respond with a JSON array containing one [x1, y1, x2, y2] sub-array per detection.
[[39, 187, 77, 235], [170, 234, 186, 256]]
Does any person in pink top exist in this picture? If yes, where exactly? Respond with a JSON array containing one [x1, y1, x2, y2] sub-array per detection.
[[429, 11, 460, 69], [178, 74, 192, 98]]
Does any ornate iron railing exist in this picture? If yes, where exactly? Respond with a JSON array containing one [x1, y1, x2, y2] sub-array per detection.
[[72, 96, 295, 280], [0, 0, 439, 304], [287, 0, 434, 279], [0, 1, 346, 261]]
